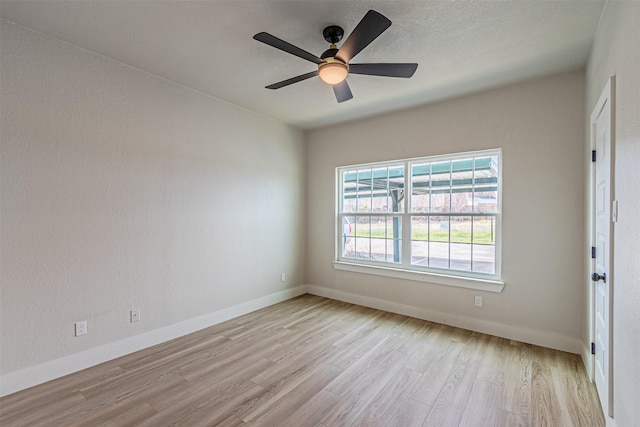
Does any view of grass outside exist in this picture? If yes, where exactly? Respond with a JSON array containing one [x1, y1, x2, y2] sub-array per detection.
[[344, 216, 496, 273], [352, 217, 495, 244]]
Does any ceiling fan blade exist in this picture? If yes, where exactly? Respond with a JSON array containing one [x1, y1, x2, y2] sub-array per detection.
[[265, 71, 319, 89], [332, 80, 353, 103], [349, 63, 418, 78], [253, 32, 323, 64], [335, 10, 391, 63]]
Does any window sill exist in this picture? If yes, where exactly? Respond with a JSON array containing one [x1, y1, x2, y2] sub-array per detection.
[[333, 261, 505, 293]]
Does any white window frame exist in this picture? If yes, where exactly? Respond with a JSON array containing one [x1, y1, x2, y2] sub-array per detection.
[[334, 149, 504, 293]]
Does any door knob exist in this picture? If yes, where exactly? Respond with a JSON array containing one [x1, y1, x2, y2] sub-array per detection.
[[591, 272, 606, 283]]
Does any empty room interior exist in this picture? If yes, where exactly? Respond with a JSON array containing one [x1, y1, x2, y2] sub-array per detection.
[[1, 1, 639, 426]]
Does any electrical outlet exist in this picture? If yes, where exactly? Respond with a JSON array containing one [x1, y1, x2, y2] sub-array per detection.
[[130, 308, 140, 322], [474, 296, 483, 307], [75, 320, 87, 336], [281, 273, 286, 282]]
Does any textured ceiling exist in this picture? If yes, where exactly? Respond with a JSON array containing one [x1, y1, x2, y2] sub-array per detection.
[[0, 0, 605, 129]]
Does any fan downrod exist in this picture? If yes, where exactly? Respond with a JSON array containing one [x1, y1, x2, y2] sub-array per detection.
[[322, 25, 344, 44]]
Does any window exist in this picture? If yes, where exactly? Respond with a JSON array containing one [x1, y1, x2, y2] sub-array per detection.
[[337, 149, 502, 288]]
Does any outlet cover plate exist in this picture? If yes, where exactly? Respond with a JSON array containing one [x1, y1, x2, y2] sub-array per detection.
[[75, 320, 87, 336]]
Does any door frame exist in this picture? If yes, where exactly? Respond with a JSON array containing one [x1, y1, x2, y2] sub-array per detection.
[[589, 76, 615, 418]]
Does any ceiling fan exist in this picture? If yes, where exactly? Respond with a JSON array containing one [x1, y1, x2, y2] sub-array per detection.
[[253, 10, 418, 103]]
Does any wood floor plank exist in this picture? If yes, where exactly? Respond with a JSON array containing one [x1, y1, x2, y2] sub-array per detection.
[[458, 378, 503, 426], [251, 333, 342, 388], [239, 348, 341, 420], [531, 350, 565, 426], [177, 334, 286, 382], [385, 397, 431, 427], [148, 357, 273, 413], [0, 391, 86, 427], [553, 352, 605, 426], [281, 389, 342, 427], [51, 374, 187, 426], [350, 367, 422, 427], [423, 332, 489, 427], [100, 402, 158, 427], [409, 326, 470, 406], [501, 341, 534, 422], [0, 365, 123, 424], [243, 363, 342, 425], [404, 323, 455, 372], [0, 295, 604, 426]]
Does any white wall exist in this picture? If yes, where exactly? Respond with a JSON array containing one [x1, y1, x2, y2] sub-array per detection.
[[586, 2, 640, 426], [0, 21, 305, 383], [306, 71, 586, 352]]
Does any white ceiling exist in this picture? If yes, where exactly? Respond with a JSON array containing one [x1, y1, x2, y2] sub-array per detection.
[[1, 0, 605, 129]]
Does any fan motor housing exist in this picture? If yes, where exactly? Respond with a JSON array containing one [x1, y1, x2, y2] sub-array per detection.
[[322, 25, 344, 44]]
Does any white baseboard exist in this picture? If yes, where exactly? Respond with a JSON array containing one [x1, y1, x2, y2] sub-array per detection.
[[0, 285, 307, 397], [1, 283, 585, 397], [306, 285, 583, 354]]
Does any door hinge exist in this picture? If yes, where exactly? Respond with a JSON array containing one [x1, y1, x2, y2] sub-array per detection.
[[591, 342, 596, 355], [592, 150, 596, 162], [591, 246, 596, 259]]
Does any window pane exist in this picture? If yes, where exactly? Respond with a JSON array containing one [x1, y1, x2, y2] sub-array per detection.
[[387, 216, 398, 241], [473, 156, 499, 213], [411, 163, 430, 212], [429, 215, 449, 243], [371, 167, 389, 212], [450, 216, 472, 243], [386, 216, 401, 263], [370, 216, 386, 238], [351, 216, 371, 260], [473, 244, 495, 274], [386, 239, 401, 263], [356, 168, 372, 212], [429, 215, 449, 268], [450, 243, 472, 271], [411, 216, 427, 265], [342, 216, 355, 257], [388, 165, 405, 213], [342, 169, 358, 213], [429, 241, 449, 269], [430, 161, 451, 212], [371, 238, 387, 261], [354, 237, 370, 260], [354, 215, 371, 238], [411, 240, 428, 266], [411, 216, 429, 241], [451, 159, 474, 212], [472, 216, 495, 244], [472, 216, 495, 273]]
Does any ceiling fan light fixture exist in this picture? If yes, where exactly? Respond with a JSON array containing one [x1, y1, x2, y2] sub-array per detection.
[[318, 60, 349, 85]]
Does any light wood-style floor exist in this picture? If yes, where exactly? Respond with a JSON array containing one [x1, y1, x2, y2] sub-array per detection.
[[0, 295, 604, 426]]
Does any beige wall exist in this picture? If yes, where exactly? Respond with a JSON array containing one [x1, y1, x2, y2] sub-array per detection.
[[307, 71, 586, 350], [586, 2, 640, 425], [0, 21, 306, 375]]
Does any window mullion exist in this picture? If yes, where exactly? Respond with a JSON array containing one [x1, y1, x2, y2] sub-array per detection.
[[403, 160, 411, 267]]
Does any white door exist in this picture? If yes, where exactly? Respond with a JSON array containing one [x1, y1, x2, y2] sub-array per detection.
[[591, 77, 614, 417]]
